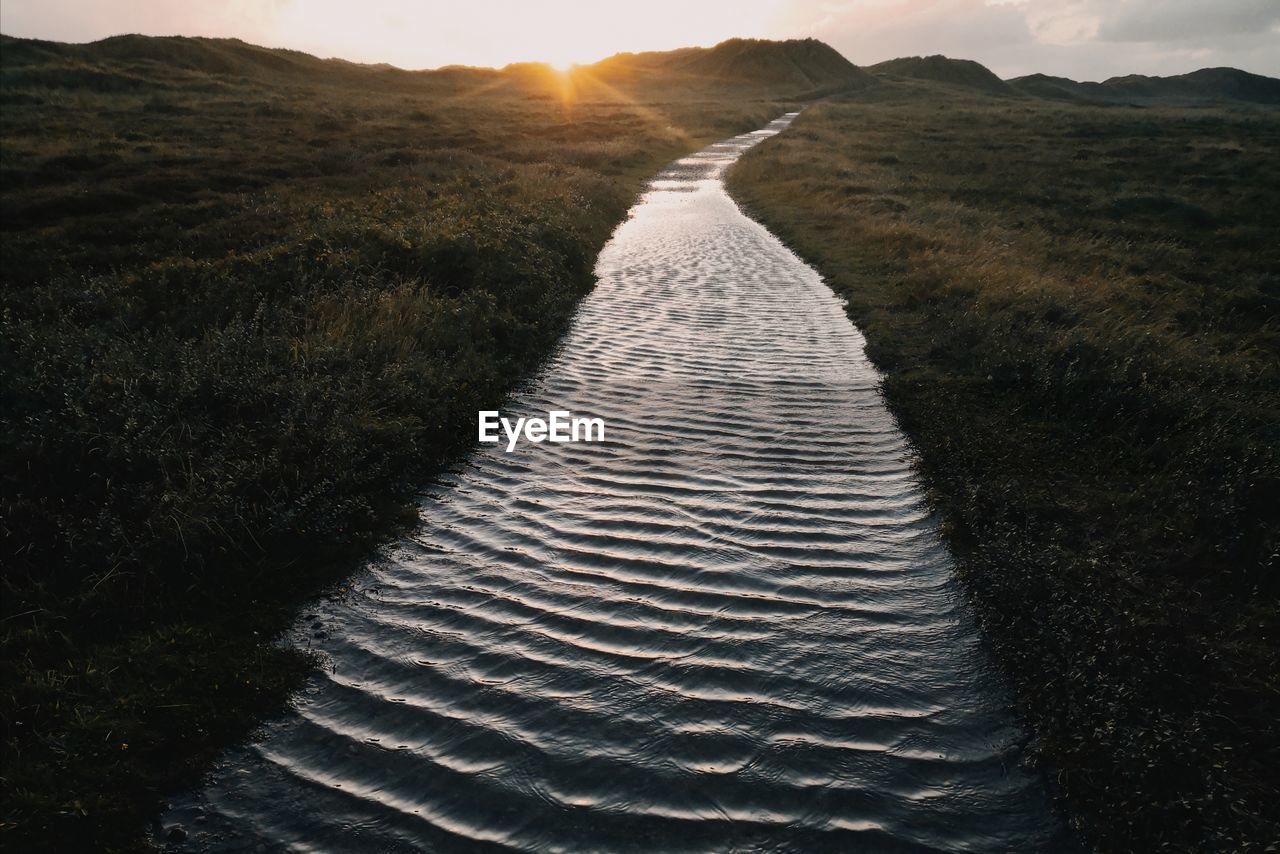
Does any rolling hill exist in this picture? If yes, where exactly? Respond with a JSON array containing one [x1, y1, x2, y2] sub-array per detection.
[[0, 33, 369, 86], [868, 54, 1015, 95], [590, 38, 876, 94], [7, 31, 1277, 108], [865, 54, 1280, 106], [0, 33, 873, 100], [1008, 66, 1280, 105], [1005, 73, 1112, 103]]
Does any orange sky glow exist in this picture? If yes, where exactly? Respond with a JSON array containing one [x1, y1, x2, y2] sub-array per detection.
[[2, 0, 1277, 80]]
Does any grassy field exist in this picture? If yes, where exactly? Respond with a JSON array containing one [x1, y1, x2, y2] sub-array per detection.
[[0, 34, 818, 849], [728, 83, 1279, 851]]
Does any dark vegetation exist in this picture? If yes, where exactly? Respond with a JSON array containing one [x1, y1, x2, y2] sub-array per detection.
[[729, 83, 1280, 851], [0, 32, 864, 849], [5, 26, 1276, 850]]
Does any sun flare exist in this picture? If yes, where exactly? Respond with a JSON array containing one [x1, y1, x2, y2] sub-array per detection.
[[538, 42, 597, 73]]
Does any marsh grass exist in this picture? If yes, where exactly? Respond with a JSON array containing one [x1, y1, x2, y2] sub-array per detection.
[[0, 37, 784, 848], [729, 87, 1279, 851]]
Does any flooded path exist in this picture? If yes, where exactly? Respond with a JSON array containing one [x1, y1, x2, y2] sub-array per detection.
[[166, 114, 1071, 852]]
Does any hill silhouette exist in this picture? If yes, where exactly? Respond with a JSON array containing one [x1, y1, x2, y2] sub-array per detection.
[[590, 38, 875, 94], [6, 32, 1277, 107], [1008, 67, 1280, 105], [0, 33, 363, 84], [0, 33, 872, 99], [1006, 73, 1111, 103], [869, 55, 1014, 95]]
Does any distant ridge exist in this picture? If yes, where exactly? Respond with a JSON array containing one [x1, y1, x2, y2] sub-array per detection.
[[1006, 73, 1108, 103], [0, 32, 871, 99], [866, 53, 1279, 106], [7, 32, 1276, 107], [0, 33, 359, 79], [0, 33, 479, 95], [1008, 67, 1280, 105], [869, 55, 1014, 95]]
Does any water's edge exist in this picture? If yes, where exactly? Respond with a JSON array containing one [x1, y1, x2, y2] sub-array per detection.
[[162, 114, 1072, 852]]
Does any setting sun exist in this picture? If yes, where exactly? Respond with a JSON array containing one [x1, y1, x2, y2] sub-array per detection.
[[531, 35, 601, 71], [271, 0, 785, 69]]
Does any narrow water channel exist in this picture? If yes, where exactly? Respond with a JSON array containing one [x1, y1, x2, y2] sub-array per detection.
[[164, 114, 1072, 852]]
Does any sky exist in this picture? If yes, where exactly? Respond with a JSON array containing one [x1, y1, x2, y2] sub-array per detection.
[[2, 0, 1277, 81]]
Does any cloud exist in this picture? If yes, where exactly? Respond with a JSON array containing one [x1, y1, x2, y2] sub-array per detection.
[[777, 0, 1034, 62], [1099, 0, 1280, 43], [1022, 2, 1101, 46], [781, 0, 1280, 79]]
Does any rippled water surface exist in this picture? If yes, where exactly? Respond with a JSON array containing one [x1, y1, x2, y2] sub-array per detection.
[[166, 115, 1072, 852]]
